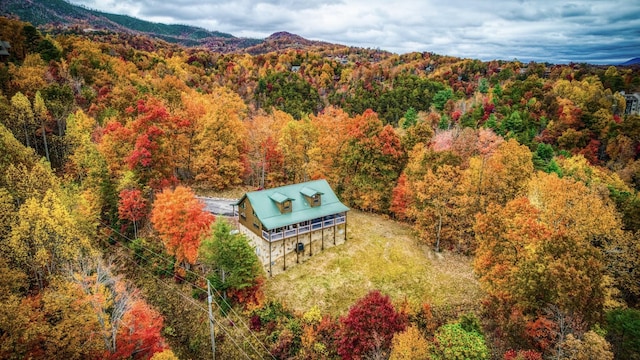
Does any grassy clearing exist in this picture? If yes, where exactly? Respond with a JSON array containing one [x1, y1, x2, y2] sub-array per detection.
[[264, 210, 482, 316]]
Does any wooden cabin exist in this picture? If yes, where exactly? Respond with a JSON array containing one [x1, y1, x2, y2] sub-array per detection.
[[234, 179, 349, 275]]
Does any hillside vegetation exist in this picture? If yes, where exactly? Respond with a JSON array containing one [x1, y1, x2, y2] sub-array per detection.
[[0, 13, 639, 359], [266, 211, 481, 315]]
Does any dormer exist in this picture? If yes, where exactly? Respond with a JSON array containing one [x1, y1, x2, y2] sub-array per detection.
[[300, 186, 323, 207], [269, 192, 294, 213]]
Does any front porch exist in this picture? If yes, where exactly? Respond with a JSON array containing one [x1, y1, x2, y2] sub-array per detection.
[[261, 212, 346, 242]]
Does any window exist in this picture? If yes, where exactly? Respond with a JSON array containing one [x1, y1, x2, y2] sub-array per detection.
[[313, 194, 320, 205]]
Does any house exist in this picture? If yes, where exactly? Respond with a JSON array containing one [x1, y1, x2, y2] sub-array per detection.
[[234, 179, 349, 275], [621, 91, 640, 115], [0, 41, 10, 57]]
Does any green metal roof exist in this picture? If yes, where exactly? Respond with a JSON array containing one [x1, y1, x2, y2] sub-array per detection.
[[240, 179, 349, 230]]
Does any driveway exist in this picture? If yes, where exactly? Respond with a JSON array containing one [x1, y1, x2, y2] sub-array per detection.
[[197, 197, 238, 217]]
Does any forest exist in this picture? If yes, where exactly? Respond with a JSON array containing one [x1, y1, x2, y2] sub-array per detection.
[[1, 15, 640, 359]]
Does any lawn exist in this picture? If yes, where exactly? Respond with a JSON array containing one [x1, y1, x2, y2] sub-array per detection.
[[263, 210, 482, 316]]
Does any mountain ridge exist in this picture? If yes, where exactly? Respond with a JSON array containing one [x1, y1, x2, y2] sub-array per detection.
[[620, 57, 640, 66], [0, 0, 351, 54]]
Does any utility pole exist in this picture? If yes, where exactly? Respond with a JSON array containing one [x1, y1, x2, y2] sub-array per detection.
[[207, 279, 216, 360]]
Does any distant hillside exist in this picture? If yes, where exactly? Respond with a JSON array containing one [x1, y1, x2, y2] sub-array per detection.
[[621, 57, 640, 66], [0, 0, 257, 49], [244, 31, 349, 55], [0, 0, 350, 54]]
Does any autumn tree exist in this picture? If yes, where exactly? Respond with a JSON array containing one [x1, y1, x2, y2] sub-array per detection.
[[117, 188, 148, 238], [150, 349, 179, 360], [390, 173, 411, 220], [337, 290, 407, 359], [8, 189, 93, 288], [8, 91, 35, 149], [33, 91, 51, 163], [389, 325, 431, 360], [558, 331, 613, 360], [126, 98, 181, 189], [299, 307, 340, 359], [106, 299, 167, 360], [29, 278, 106, 359], [150, 186, 214, 274], [0, 257, 40, 359], [464, 138, 533, 209], [72, 258, 168, 359], [338, 109, 405, 212], [244, 110, 290, 188], [65, 110, 115, 220], [411, 164, 460, 252], [475, 192, 608, 348], [8, 54, 48, 98], [278, 117, 318, 183], [4, 159, 59, 206], [308, 106, 354, 184], [192, 88, 248, 190]]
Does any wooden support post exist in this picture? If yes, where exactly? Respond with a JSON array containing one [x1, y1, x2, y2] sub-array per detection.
[[269, 240, 272, 277], [296, 233, 299, 264], [283, 238, 286, 271], [345, 213, 347, 242], [321, 221, 324, 251], [309, 232, 313, 257], [333, 222, 336, 245]]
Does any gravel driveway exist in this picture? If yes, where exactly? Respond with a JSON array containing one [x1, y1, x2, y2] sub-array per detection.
[[196, 197, 238, 217]]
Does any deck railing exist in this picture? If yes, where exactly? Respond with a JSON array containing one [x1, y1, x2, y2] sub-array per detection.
[[262, 214, 346, 241]]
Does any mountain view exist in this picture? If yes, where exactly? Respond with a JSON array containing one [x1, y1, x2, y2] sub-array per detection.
[[1, 1, 640, 359]]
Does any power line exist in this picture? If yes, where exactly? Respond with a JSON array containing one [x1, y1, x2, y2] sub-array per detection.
[[102, 222, 275, 359], [100, 223, 274, 359], [102, 228, 254, 360]]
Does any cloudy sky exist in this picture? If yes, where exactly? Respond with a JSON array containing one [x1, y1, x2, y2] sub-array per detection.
[[68, 0, 639, 65]]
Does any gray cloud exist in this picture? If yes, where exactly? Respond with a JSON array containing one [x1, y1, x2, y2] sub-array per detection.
[[69, 0, 639, 64]]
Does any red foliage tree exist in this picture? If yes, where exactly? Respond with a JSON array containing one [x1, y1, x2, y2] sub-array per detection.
[[125, 98, 186, 189], [107, 299, 167, 360], [503, 349, 543, 360], [150, 186, 214, 273], [117, 188, 148, 238], [337, 290, 407, 360]]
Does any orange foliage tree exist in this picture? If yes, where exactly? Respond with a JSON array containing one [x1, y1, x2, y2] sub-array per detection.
[[150, 186, 214, 274]]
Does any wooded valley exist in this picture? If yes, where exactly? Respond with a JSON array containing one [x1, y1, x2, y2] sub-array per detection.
[[1, 15, 640, 359]]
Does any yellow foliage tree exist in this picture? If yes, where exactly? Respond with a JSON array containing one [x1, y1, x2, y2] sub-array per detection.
[[389, 326, 431, 360], [192, 88, 248, 190], [150, 349, 179, 360], [558, 331, 613, 360], [278, 117, 318, 183], [8, 189, 92, 288]]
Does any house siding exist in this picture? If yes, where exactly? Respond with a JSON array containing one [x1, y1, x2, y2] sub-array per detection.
[[237, 197, 262, 238]]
